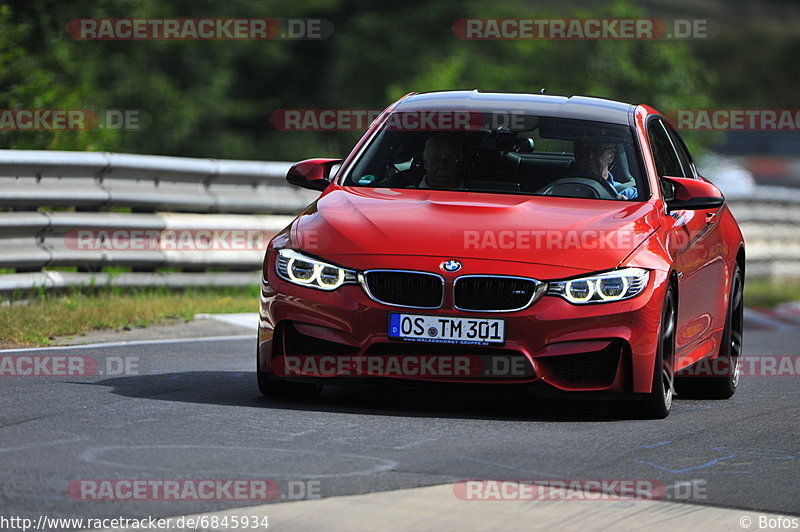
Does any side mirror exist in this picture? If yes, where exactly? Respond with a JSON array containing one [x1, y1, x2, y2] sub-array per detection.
[[662, 176, 724, 211], [286, 158, 342, 191]]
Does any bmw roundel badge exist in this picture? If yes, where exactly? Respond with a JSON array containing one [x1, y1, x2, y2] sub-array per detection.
[[441, 259, 462, 272]]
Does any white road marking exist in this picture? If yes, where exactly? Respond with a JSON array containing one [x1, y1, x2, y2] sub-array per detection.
[[196, 312, 259, 330], [0, 334, 252, 354]]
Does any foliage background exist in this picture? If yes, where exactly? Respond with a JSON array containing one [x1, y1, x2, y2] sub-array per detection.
[[1, 0, 798, 160]]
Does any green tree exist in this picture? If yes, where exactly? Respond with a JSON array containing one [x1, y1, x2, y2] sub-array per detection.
[[0, 0, 729, 159]]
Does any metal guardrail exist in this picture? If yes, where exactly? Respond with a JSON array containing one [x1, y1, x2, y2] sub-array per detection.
[[0, 271, 261, 294], [726, 188, 800, 280], [0, 150, 318, 213], [0, 150, 797, 293], [0, 150, 317, 292], [0, 211, 295, 270]]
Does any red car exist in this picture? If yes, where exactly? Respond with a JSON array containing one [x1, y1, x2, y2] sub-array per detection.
[[258, 90, 745, 419]]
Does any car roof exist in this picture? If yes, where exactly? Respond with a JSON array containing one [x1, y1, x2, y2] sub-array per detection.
[[393, 90, 637, 126]]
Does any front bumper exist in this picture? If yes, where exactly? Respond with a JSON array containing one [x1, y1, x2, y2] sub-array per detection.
[[258, 253, 669, 395]]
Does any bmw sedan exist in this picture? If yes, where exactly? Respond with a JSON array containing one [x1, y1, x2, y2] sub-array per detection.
[[258, 90, 745, 419]]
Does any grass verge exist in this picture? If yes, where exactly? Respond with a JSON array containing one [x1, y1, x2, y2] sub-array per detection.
[[744, 278, 800, 308], [0, 285, 259, 347]]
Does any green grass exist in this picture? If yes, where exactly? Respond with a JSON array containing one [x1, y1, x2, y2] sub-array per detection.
[[744, 278, 800, 308], [0, 285, 259, 347]]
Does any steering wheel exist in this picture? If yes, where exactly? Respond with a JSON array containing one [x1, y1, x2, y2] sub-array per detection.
[[538, 173, 619, 200]]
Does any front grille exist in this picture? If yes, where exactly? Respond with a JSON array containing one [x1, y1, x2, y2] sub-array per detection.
[[539, 341, 621, 386], [363, 270, 443, 308], [454, 276, 541, 311]]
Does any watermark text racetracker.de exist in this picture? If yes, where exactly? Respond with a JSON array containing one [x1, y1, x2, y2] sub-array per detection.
[[269, 109, 534, 131], [458, 229, 710, 252], [65, 228, 275, 251], [678, 355, 800, 378], [67, 18, 333, 40], [452, 18, 718, 40], [68, 478, 321, 501], [0, 109, 147, 131], [0, 355, 139, 377], [461, 229, 637, 251], [667, 109, 800, 131], [453, 479, 708, 501], [272, 354, 533, 379]]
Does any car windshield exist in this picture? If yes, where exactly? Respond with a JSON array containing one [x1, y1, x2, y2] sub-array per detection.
[[343, 113, 644, 201]]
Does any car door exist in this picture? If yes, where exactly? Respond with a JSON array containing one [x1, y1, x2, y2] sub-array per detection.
[[666, 124, 729, 346], [647, 118, 718, 362]]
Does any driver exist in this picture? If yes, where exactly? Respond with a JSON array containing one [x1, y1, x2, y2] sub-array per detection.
[[418, 134, 464, 189], [571, 141, 637, 200]]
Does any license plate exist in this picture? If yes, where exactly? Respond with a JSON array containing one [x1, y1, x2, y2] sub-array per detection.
[[388, 313, 505, 346]]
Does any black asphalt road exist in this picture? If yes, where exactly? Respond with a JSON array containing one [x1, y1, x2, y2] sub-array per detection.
[[1, 327, 798, 525]]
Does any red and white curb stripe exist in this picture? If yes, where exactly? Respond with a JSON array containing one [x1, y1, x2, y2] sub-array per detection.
[[745, 302, 800, 330]]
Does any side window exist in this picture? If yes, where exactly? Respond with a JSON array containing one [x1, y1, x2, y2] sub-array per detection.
[[666, 127, 697, 179], [647, 119, 685, 178], [647, 119, 685, 200]]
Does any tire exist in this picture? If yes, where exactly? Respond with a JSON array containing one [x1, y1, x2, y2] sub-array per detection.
[[675, 263, 743, 399], [257, 370, 323, 399], [257, 340, 322, 399], [610, 284, 676, 419]]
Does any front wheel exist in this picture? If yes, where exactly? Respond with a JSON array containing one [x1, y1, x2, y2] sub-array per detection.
[[257, 370, 323, 399], [610, 284, 676, 419], [257, 340, 323, 399]]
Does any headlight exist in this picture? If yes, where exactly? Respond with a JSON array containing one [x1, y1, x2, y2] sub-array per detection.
[[547, 268, 649, 304], [275, 249, 358, 291]]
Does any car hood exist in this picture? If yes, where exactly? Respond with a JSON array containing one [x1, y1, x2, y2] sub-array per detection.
[[292, 187, 659, 272]]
